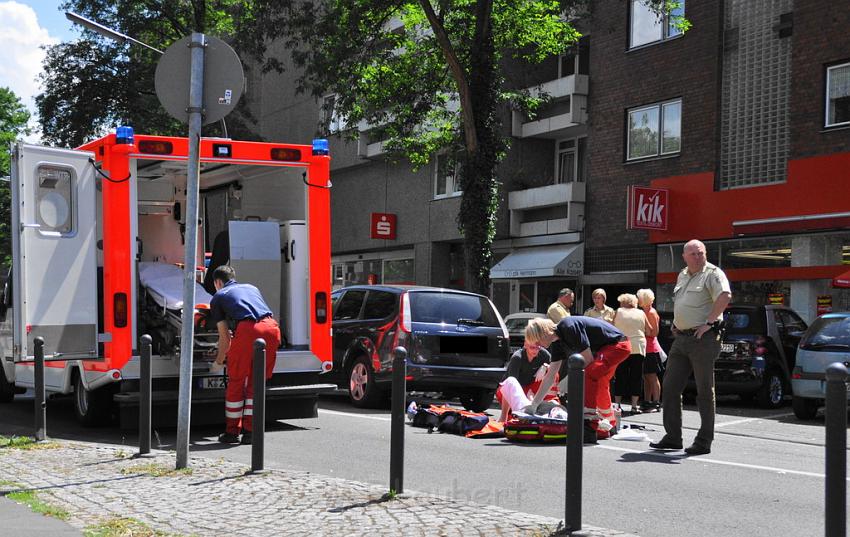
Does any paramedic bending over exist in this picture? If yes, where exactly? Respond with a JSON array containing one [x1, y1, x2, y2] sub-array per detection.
[[208, 265, 281, 445]]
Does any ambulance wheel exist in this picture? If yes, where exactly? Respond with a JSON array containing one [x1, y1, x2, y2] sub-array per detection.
[[459, 388, 495, 413], [0, 365, 14, 403], [348, 356, 383, 408], [73, 372, 113, 426]]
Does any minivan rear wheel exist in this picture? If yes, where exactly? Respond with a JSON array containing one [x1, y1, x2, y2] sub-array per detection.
[[792, 396, 819, 420], [348, 356, 384, 408], [458, 389, 495, 413]]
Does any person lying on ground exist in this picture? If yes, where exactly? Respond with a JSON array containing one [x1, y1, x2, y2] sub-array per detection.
[[496, 340, 560, 422]]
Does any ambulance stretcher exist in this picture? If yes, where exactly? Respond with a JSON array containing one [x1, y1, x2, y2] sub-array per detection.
[[138, 262, 218, 355]]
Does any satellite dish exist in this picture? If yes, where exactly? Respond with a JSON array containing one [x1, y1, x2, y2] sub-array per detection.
[[155, 35, 245, 125]]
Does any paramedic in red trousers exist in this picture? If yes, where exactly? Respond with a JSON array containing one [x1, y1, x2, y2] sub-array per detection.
[[208, 265, 281, 445], [523, 316, 631, 429], [650, 239, 731, 456]]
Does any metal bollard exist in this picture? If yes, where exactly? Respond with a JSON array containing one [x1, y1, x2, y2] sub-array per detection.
[[824, 362, 848, 537], [389, 346, 407, 494], [251, 338, 266, 473], [33, 337, 46, 442], [139, 335, 152, 456], [565, 353, 586, 533]]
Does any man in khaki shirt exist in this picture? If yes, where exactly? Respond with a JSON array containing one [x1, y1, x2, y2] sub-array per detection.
[[547, 288, 574, 323], [650, 239, 731, 456]]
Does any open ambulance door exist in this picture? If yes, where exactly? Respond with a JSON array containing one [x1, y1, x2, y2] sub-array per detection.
[[10, 144, 99, 368]]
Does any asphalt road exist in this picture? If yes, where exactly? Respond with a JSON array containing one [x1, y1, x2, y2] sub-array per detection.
[[2, 392, 848, 537]]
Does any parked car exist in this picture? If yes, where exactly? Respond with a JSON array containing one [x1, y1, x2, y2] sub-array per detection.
[[715, 305, 808, 408], [329, 285, 511, 411], [790, 312, 850, 420], [671, 305, 807, 408], [503, 312, 546, 352]]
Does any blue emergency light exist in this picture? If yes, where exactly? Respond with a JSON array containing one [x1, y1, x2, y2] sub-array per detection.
[[116, 125, 134, 145], [312, 138, 329, 156]]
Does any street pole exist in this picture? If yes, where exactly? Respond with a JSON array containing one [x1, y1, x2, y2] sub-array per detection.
[[176, 32, 206, 470], [33, 337, 46, 442], [251, 339, 267, 473], [824, 362, 848, 537], [389, 346, 407, 494], [139, 335, 152, 457], [565, 353, 586, 533]]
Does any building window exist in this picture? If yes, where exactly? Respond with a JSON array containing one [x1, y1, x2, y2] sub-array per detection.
[[555, 137, 587, 183], [627, 99, 682, 160], [559, 36, 590, 78], [629, 0, 685, 49], [434, 153, 462, 198], [320, 94, 347, 134], [826, 62, 850, 128], [383, 258, 415, 285]]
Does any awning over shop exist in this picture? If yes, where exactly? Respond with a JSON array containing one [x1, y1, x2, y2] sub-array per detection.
[[490, 243, 583, 280], [833, 268, 850, 288]]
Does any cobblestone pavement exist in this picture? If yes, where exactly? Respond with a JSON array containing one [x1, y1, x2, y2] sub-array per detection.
[[0, 441, 638, 537]]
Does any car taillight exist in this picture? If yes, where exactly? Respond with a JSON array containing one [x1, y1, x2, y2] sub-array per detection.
[[114, 293, 128, 328], [791, 366, 802, 379], [315, 292, 327, 324], [400, 292, 411, 333]]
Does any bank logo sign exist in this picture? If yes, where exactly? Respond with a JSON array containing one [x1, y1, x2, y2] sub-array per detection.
[[371, 212, 397, 240], [628, 186, 669, 231]]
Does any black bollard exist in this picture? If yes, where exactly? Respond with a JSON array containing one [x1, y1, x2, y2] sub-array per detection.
[[33, 337, 46, 442], [139, 335, 152, 456], [824, 362, 848, 537], [251, 338, 266, 473], [389, 346, 407, 494], [565, 353, 586, 533]]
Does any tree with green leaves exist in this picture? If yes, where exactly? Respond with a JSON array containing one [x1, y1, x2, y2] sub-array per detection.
[[0, 87, 31, 265], [37, 0, 262, 148]]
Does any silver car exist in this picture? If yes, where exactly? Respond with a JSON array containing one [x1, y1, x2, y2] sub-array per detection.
[[790, 312, 850, 420]]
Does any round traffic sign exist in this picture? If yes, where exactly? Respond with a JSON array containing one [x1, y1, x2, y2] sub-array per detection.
[[155, 35, 245, 125]]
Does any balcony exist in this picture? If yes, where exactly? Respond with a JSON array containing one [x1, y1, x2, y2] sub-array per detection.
[[511, 74, 588, 139], [508, 182, 585, 239]]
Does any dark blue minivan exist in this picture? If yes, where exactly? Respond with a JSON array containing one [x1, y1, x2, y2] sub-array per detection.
[[330, 285, 510, 411]]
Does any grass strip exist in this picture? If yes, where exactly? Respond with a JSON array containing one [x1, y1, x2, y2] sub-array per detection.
[[0, 435, 60, 450], [84, 517, 180, 537], [119, 463, 193, 477], [6, 489, 70, 520]]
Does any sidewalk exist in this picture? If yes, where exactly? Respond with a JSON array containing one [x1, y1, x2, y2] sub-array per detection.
[[0, 440, 639, 537]]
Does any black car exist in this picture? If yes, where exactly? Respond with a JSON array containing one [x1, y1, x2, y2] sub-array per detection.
[[669, 305, 807, 408], [330, 285, 511, 411]]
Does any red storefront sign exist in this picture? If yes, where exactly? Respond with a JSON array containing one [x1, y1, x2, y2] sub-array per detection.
[[370, 213, 397, 240], [628, 186, 669, 231]]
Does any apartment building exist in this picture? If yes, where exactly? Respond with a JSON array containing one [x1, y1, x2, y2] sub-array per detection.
[[587, 0, 850, 320]]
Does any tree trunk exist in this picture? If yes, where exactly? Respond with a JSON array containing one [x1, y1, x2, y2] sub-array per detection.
[[458, 0, 501, 295]]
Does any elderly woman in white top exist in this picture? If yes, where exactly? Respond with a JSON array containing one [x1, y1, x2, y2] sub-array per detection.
[[613, 293, 648, 414]]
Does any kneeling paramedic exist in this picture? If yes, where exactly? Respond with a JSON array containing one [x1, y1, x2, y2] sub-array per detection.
[[523, 316, 631, 432], [208, 265, 281, 445]]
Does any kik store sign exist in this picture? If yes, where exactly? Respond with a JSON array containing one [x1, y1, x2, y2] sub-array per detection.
[[627, 186, 669, 231]]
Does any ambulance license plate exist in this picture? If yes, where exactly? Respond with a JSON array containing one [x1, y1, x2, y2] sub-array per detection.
[[199, 376, 226, 389]]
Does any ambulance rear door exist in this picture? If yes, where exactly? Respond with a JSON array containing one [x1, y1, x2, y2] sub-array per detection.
[[11, 144, 99, 363]]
